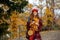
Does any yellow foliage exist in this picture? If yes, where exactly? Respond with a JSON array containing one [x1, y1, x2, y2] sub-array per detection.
[[11, 32, 18, 39], [10, 11, 30, 38], [27, 4, 33, 9], [42, 15, 47, 26], [43, 21, 47, 26], [45, 7, 54, 16], [20, 31, 26, 37], [42, 7, 54, 26]]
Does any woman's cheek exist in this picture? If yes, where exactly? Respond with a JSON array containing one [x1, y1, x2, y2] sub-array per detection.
[[34, 13, 37, 16]]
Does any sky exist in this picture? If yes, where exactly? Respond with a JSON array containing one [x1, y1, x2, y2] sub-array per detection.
[[28, 0, 46, 6]]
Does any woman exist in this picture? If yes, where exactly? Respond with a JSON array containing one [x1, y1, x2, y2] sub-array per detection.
[[26, 8, 42, 40]]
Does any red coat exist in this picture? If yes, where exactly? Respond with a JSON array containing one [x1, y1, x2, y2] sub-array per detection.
[[26, 19, 42, 40]]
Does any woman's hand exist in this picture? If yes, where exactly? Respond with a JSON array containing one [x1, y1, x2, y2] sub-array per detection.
[[35, 23, 39, 26], [30, 21, 35, 24]]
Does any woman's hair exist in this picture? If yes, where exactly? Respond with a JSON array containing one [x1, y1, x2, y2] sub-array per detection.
[[30, 12, 39, 20]]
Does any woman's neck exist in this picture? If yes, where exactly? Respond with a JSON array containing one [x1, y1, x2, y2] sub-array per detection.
[[34, 15, 36, 17]]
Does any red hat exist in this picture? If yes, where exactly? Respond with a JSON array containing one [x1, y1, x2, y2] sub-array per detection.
[[32, 9, 38, 12]]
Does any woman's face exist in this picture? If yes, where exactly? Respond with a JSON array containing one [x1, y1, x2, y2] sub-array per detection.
[[33, 11, 38, 16]]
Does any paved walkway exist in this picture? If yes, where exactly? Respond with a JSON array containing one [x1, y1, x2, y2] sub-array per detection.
[[13, 30, 60, 40], [41, 30, 60, 40]]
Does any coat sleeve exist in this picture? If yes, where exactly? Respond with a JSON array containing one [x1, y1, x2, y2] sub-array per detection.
[[26, 17, 30, 39], [38, 19, 43, 31], [27, 17, 30, 30], [27, 21, 30, 30]]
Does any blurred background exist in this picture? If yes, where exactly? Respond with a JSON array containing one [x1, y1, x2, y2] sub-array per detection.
[[0, 0, 60, 40]]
